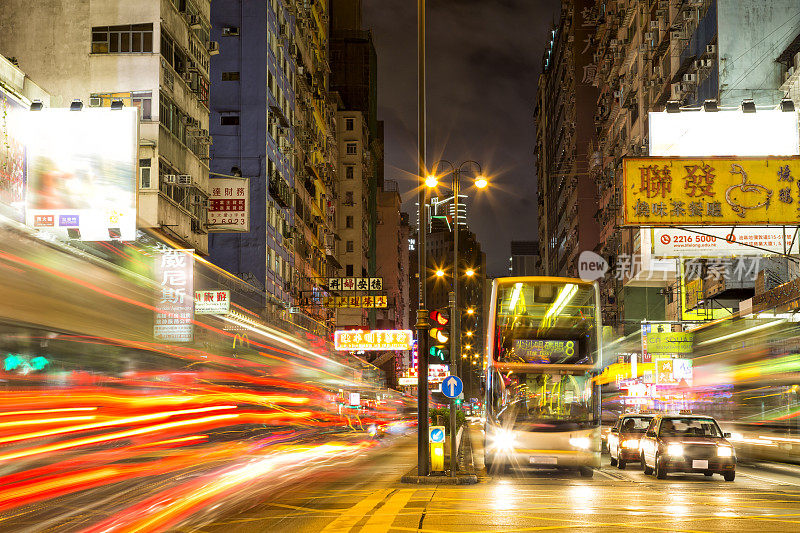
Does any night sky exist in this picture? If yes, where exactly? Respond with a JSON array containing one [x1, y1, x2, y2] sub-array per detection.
[[363, 0, 561, 276]]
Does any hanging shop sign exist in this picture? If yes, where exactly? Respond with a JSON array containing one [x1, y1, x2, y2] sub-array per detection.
[[321, 295, 388, 308], [208, 177, 249, 232], [328, 277, 383, 291], [154, 248, 194, 342], [334, 329, 413, 351], [623, 157, 800, 226], [194, 290, 230, 315]]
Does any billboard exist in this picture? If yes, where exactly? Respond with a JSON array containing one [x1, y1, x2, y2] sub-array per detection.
[[656, 358, 693, 386], [623, 157, 800, 226], [652, 227, 798, 257], [0, 88, 26, 221], [208, 177, 249, 232], [649, 110, 800, 158], [23, 108, 138, 241], [154, 249, 194, 342], [642, 323, 693, 363], [333, 330, 413, 351], [194, 290, 230, 315]]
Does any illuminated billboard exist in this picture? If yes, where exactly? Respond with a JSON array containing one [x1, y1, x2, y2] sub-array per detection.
[[0, 88, 26, 221], [154, 249, 194, 342], [208, 177, 249, 232], [623, 157, 800, 226], [334, 330, 413, 351], [649, 110, 800, 158], [652, 227, 798, 257], [194, 290, 230, 315], [23, 108, 138, 241]]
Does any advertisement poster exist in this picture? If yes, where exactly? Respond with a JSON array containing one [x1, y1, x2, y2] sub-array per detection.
[[23, 108, 138, 240], [154, 249, 194, 342], [208, 177, 249, 232], [623, 157, 800, 226], [652, 227, 798, 257], [0, 88, 26, 221]]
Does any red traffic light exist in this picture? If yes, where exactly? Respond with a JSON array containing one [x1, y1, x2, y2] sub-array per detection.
[[430, 310, 449, 326]]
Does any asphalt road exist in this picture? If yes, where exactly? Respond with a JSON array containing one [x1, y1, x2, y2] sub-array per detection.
[[189, 423, 800, 533]]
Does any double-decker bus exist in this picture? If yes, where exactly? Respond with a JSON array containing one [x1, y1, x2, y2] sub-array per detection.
[[484, 277, 603, 476]]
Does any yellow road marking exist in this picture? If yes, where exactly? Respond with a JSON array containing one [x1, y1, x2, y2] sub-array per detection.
[[360, 489, 413, 532], [319, 488, 392, 533]]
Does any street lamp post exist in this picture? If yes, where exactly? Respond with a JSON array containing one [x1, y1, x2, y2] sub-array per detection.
[[428, 159, 485, 476]]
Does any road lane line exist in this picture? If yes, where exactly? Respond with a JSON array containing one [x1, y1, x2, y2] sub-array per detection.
[[738, 470, 800, 487], [319, 488, 392, 533], [359, 489, 413, 532]]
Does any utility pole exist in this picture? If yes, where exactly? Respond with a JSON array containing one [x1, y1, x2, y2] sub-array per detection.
[[449, 172, 460, 476], [416, 0, 430, 477]]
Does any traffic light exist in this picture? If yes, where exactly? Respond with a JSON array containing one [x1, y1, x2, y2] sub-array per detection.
[[428, 346, 449, 361], [429, 310, 449, 344]]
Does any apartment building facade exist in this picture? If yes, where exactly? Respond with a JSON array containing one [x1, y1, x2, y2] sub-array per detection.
[[334, 109, 371, 328], [585, 0, 800, 329], [0, 0, 214, 255], [534, 0, 601, 278]]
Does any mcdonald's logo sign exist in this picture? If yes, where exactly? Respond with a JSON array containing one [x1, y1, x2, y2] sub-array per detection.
[[232, 333, 250, 349]]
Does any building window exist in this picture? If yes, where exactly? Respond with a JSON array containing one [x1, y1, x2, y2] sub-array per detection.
[[345, 191, 354, 205], [221, 115, 240, 126], [346, 264, 354, 276], [91, 91, 152, 120], [346, 240, 354, 252], [345, 166, 354, 180], [139, 158, 151, 188], [345, 118, 354, 131], [222, 72, 240, 81], [346, 142, 357, 155], [92, 24, 154, 54], [346, 215, 354, 228]]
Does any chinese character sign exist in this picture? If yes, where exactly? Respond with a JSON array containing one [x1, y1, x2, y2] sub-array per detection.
[[623, 157, 800, 226], [154, 249, 194, 342], [194, 290, 230, 315], [208, 177, 249, 232], [0, 88, 27, 222], [334, 330, 413, 351]]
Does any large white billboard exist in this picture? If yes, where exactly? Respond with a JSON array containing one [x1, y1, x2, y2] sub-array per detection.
[[649, 109, 800, 158], [652, 227, 799, 257], [22, 108, 138, 241]]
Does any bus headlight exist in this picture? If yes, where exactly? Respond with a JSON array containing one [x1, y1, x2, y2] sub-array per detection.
[[622, 439, 640, 449], [569, 437, 591, 450], [667, 444, 684, 457], [717, 446, 733, 457], [491, 429, 515, 451]]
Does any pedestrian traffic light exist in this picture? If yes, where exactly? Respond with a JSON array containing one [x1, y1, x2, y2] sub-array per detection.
[[429, 309, 449, 344]]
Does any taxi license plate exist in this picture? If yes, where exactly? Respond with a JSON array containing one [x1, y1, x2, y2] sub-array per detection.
[[692, 460, 709, 469], [530, 456, 557, 465]]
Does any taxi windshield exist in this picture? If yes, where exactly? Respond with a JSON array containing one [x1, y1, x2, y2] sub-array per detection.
[[619, 416, 651, 433], [658, 417, 722, 438]]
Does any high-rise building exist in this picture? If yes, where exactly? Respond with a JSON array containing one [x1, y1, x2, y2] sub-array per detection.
[[586, 0, 800, 329], [375, 181, 405, 331], [534, 0, 601, 278], [510, 241, 540, 276], [335, 109, 371, 328], [329, 0, 379, 278], [209, 0, 296, 307], [0, 0, 215, 254], [209, 0, 339, 331]]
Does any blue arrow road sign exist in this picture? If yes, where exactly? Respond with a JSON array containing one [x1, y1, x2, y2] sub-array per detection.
[[441, 376, 463, 398], [429, 427, 445, 443]]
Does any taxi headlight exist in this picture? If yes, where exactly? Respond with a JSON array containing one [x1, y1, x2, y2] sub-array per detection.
[[667, 443, 684, 457], [622, 439, 640, 449], [569, 437, 591, 450], [491, 429, 515, 451], [717, 446, 734, 457]]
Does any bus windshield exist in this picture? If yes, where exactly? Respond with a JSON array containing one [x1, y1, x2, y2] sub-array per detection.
[[495, 372, 596, 430], [494, 280, 598, 365]]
